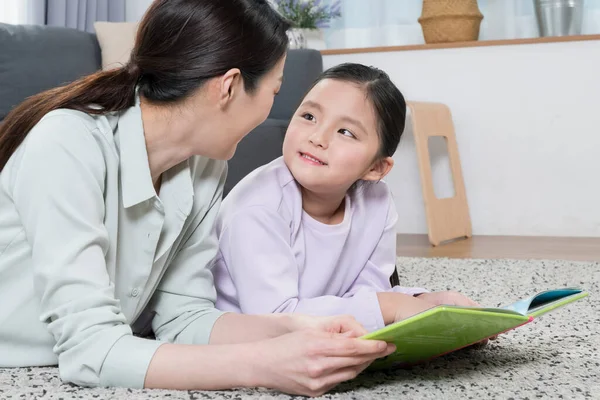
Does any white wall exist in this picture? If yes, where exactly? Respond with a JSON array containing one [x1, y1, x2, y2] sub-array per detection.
[[323, 40, 600, 237], [125, 0, 154, 22]]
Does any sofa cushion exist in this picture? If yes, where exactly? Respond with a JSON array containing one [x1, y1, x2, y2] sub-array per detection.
[[0, 23, 101, 121], [268, 49, 323, 121], [224, 118, 288, 197], [94, 22, 138, 70]]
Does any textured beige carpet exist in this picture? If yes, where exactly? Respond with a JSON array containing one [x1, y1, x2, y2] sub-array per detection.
[[1, 257, 598, 399]]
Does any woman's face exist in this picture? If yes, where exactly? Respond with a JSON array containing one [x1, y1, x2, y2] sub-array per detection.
[[211, 55, 286, 160]]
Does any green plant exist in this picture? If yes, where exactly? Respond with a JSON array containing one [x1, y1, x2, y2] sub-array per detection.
[[273, 0, 342, 29]]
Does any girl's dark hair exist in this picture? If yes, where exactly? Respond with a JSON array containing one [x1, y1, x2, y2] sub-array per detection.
[[307, 63, 406, 158], [0, 0, 290, 171]]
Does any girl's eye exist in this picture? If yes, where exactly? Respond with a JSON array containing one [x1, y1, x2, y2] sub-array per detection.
[[339, 129, 356, 139], [301, 113, 315, 121]]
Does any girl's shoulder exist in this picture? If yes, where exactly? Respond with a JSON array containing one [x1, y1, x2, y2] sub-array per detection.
[[348, 179, 397, 228], [352, 179, 393, 205], [219, 157, 298, 220]]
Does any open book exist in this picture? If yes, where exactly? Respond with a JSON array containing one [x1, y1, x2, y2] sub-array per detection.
[[362, 288, 588, 369]]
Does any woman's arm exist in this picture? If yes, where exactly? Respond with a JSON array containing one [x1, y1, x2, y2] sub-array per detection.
[[10, 115, 163, 388], [144, 328, 395, 396]]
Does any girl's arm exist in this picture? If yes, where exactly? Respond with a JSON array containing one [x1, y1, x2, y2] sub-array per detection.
[[343, 202, 433, 324], [352, 201, 478, 324], [218, 206, 402, 332]]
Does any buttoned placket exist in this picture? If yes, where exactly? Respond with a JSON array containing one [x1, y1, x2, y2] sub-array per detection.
[[119, 197, 164, 321], [130, 164, 194, 321]]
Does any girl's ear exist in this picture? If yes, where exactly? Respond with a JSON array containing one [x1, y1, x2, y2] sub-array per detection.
[[362, 157, 394, 182]]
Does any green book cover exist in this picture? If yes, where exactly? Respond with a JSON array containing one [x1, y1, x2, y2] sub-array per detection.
[[362, 288, 589, 369]]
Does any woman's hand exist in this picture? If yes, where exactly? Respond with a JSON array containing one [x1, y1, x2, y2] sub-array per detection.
[[249, 329, 396, 397]]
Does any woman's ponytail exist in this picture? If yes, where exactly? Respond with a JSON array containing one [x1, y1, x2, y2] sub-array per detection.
[[0, 63, 140, 171]]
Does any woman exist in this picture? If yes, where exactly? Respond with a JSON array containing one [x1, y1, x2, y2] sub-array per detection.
[[0, 0, 394, 396]]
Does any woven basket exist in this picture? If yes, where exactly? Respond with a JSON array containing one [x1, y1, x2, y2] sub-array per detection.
[[418, 0, 483, 44]]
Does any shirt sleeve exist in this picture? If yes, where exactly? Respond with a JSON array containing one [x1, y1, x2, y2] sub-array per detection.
[[148, 158, 226, 346], [218, 206, 387, 332], [344, 200, 429, 329], [10, 115, 162, 389]]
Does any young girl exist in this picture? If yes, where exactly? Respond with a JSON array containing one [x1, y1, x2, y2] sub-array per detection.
[[213, 63, 480, 332]]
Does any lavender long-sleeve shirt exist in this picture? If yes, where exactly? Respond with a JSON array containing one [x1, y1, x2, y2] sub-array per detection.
[[213, 157, 427, 331]]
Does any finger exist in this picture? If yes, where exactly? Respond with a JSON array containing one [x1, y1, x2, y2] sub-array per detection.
[[454, 293, 481, 307], [353, 358, 378, 378], [341, 330, 360, 338], [468, 295, 482, 306], [312, 367, 362, 395], [308, 351, 386, 382], [318, 336, 395, 358], [312, 359, 381, 396], [330, 316, 368, 337]]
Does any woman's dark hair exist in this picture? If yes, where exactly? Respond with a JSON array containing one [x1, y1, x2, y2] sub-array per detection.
[[307, 63, 406, 158], [0, 0, 290, 171]]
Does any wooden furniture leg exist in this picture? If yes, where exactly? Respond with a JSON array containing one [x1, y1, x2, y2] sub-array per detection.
[[407, 101, 472, 246]]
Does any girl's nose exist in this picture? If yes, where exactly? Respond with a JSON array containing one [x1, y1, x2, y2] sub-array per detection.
[[309, 128, 329, 149]]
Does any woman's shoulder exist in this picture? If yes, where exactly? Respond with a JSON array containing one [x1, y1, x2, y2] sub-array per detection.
[[35, 108, 112, 137], [2, 109, 115, 200], [23, 109, 115, 156], [7, 109, 112, 176]]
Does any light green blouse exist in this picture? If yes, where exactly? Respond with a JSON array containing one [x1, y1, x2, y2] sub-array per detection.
[[0, 98, 226, 388]]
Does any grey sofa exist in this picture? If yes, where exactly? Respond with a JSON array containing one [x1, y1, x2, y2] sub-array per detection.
[[0, 23, 323, 196]]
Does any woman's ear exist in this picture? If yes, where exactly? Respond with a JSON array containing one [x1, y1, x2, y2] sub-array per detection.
[[218, 68, 242, 109], [362, 157, 394, 182]]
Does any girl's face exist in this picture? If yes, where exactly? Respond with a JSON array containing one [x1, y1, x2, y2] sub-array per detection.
[[283, 79, 392, 194]]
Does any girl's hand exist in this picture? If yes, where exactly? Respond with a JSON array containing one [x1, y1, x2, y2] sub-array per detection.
[[416, 291, 481, 307], [377, 292, 435, 324], [250, 329, 396, 397], [417, 291, 498, 342], [287, 314, 369, 337]]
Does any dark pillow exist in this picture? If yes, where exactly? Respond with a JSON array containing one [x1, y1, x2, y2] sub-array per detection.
[[0, 23, 101, 121], [224, 118, 289, 197], [267, 49, 323, 121]]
